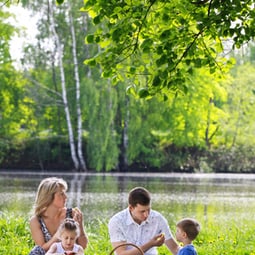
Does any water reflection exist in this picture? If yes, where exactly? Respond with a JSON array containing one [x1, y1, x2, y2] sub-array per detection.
[[0, 172, 255, 224]]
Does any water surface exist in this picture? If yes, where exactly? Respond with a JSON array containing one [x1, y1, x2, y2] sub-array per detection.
[[0, 171, 255, 226]]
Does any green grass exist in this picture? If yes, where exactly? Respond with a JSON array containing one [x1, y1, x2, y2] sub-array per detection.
[[0, 212, 254, 255]]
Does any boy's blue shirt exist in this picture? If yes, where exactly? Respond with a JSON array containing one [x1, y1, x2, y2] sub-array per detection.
[[177, 244, 197, 255]]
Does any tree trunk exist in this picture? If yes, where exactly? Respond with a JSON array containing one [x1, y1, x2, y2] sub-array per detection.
[[67, 2, 87, 171], [205, 97, 212, 149], [119, 96, 129, 171], [48, 0, 79, 170]]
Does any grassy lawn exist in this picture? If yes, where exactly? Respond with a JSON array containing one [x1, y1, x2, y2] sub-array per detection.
[[0, 212, 254, 255]]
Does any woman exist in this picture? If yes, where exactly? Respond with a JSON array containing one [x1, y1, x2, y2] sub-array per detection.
[[29, 177, 88, 255]]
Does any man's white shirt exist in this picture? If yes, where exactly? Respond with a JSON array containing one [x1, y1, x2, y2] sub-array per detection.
[[108, 208, 173, 255]]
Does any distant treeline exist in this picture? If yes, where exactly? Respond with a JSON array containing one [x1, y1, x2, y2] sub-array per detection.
[[2, 136, 255, 173]]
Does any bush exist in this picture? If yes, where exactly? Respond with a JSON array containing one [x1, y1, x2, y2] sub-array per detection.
[[1, 136, 74, 170]]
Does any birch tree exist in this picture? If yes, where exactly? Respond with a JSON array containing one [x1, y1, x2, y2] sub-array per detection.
[[48, 0, 80, 170], [67, 1, 87, 171]]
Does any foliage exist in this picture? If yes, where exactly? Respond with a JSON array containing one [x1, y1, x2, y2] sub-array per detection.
[[2, 1, 255, 172], [2, 136, 74, 170], [0, 7, 36, 165], [0, 213, 32, 255], [206, 146, 255, 173], [83, 78, 119, 171], [82, 0, 254, 97], [1, 212, 255, 255], [220, 62, 255, 148]]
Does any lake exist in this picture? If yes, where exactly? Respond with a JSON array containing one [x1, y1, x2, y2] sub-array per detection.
[[1, 171, 255, 228]]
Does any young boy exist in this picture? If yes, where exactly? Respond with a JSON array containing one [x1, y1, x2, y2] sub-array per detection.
[[46, 218, 84, 255], [175, 218, 200, 255]]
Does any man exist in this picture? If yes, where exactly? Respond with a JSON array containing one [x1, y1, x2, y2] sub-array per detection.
[[108, 187, 180, 255]]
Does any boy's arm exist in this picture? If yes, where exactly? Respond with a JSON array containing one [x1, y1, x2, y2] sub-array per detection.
[[165, 238, 180, 255]]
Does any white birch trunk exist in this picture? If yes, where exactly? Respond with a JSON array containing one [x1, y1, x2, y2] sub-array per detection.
[[67, 2, 87, 171], [48, 0, 79, 170], [81, 12, 92, 78]]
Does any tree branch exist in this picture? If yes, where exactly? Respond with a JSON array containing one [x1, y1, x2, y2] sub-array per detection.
[[171, 28, 205, 72], [132, 0, 156, 53], [191, 0, 209, 5], [1, 0, 19, 8]]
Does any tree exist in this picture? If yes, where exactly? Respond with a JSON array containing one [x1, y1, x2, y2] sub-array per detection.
[[48, 0, 81, 170], [83, 78, 119, 171], [20, 0, 89, 171], [67, 1, 87, 170], [0, 7, 36, 165], [222, 62, 255, 148], [81, 0, 255, 98]]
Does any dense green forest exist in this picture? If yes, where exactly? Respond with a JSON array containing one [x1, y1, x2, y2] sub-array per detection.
[[1, 0, 255, 173]]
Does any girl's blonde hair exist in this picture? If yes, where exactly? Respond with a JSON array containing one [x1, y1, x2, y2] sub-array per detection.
[[33, 177, 68, 217]]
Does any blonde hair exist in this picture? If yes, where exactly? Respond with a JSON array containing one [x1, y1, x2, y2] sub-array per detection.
[[33, 177, 68, 217]]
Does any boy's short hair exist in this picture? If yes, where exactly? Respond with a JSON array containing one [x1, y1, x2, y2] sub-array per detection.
[[177, 218, 200, 240], [128, 187, 151, 207]]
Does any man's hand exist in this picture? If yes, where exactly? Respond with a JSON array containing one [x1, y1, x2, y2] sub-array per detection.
[[152, 233, 165, 247]]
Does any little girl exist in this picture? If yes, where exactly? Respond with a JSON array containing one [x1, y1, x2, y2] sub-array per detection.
[[46, 218, 84, 255]]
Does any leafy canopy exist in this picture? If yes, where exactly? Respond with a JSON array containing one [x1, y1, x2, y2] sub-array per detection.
[[64, 0, 254, 98]]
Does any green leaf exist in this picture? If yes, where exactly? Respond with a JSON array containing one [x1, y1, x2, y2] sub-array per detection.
[[140, 39, 153, 50], [93, 15, 101, 25], [56, 0, 64, 4], [102, 69, 113, 78], [138, 88, 150, 98], [152, 75, 161, 87], [159, 29, 171, 41], [126, 85, 137, 97], [86, 34, 94, 44], [156, 55, 167, 67], [112, 29, 121, 42], [194, 58, 202, 68], [84, 58, 97, 67], [129, 66, 136, 74]]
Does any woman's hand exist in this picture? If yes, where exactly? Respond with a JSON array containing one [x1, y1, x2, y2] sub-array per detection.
[[72, 207, 83, 225], [72, 207, 88, 249]]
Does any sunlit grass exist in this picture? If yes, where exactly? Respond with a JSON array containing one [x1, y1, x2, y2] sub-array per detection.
[[0, 212, 32, 255], [0, 211, 254, 255]]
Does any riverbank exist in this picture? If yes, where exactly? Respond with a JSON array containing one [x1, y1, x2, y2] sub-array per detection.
[[1, 169, 255, 180]]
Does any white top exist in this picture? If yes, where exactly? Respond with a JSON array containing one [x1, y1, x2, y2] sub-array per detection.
[[56, 242, 79, 253], [108, 208, 173, 255]]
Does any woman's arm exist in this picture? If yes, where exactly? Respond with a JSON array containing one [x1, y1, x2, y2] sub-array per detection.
[[29, 216, 59, 251], [45, 243, 57, 255], [72, 207, 89, 249]]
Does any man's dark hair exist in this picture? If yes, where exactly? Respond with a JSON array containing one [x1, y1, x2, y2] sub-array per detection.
[[128, 187, 151, 207]]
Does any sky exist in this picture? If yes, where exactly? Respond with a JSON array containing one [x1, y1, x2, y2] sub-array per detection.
[[7, 4, 39, 67]]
